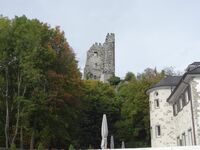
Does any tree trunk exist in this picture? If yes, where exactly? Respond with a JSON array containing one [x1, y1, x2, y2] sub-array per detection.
[[30, 130, 35, 150], [20, 126, 23, 150], [30, 118, 36, 150], [11, 103, 20, 145], [4, 67, 9, 150], [5, 99, 9, 150]]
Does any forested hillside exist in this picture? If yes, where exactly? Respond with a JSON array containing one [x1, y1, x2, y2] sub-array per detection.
[[0, 16, 169, 149]]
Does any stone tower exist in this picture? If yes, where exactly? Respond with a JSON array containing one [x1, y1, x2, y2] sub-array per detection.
[[84, 33, 115, 82], [146, 76, 181, 147]]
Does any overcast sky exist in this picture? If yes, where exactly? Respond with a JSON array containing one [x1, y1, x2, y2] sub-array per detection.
[[1, 0, 200, 77]]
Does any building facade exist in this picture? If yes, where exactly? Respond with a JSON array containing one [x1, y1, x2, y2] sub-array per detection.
[[147, 62, 200, 147], [84, 33, 115, 83]]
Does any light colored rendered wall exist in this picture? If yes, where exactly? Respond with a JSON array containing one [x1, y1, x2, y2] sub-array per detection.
[[149, 88, 176, 147], [190, 77, 200, 145]]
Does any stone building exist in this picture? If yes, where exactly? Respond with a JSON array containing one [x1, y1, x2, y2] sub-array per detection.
[[147, 62, 200, 147], [84, 33, 115, 82]]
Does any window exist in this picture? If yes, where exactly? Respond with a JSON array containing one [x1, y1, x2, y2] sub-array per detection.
[[182, 94, 186, 107], [177, 136, 182, 146], [177, 100, 181, 112], [188, 129, 193, 146], [185, 90, 189, 104], [94, 52, 98, 57], [182, 133, 186, 146], [154, 91, 158, 96], [94, 75, 97, 79], [94, 63, 98, 67], [155, 125, 161, 137], [154, 99, 159, 108], [173, 103, 178, 116], [179, 97, 183, 110]]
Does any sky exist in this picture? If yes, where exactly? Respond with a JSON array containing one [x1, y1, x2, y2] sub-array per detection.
[[1, 0, 200, 77]]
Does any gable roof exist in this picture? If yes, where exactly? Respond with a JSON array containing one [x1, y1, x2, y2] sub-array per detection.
[[149, 76, 182, 89], [167, 66, 200, 102]]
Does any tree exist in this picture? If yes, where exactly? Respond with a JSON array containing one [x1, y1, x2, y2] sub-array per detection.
[[115, 69, 164, 148], [0, 15, 82, 149], [75, 80, 120, 149], [124, 72, 136, 82], [108, 76, 121, 86]]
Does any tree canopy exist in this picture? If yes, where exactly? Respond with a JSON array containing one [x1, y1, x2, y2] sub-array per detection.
[[0, 15, 169, 149], [0, 15, 82, 149]]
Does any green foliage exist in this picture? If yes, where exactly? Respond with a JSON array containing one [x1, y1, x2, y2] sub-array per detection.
[[10, 144, 16, 150], [124, 72, 136, 81], [68, 144, 75, 150], [115, 69, 164, 148], [0, 15, 81, 149], [75, 80, 120, 149], [0, 15, 169, 149], [37, 143, 44, 150], [108, 76, 121, 86]]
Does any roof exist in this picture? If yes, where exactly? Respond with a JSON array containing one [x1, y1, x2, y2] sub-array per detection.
[[185, 62, 200, 71], [167, 66, 200, 102], [190, 62, 200, 66], [187, 66, 200, 74], [149, 76, 182, 89]]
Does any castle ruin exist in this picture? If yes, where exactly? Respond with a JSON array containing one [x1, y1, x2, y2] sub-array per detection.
[[84, 33, 115, 82]]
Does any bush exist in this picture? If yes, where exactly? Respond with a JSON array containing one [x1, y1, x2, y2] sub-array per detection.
[[68, 144, 74, 150], [10, 144, 16, 150], [37, 143, 44, 150]]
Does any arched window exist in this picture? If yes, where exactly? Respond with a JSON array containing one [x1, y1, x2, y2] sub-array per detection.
[[154, 91, 158, 96]]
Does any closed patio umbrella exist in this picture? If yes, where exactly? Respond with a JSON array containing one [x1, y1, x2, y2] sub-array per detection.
[[110, 135, 114, 149], [121, 141, 125, 148], [101, 114, 108, 149]]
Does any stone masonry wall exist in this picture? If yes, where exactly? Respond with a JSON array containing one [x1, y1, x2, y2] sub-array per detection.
[[173, 96, 193, 146], [190, 77, 200, 145], [149, 88, 176, 147], [84, 33, 115, 82]]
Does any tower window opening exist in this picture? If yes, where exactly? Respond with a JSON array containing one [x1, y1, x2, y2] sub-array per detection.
[[94, 52, 98, 57], [155, 125, 161, 137], [154, 99, 159, 108]]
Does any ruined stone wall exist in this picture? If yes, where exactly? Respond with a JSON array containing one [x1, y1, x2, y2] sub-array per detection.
[[84, 43, 104, 80], [84, 33, 115, 82]]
